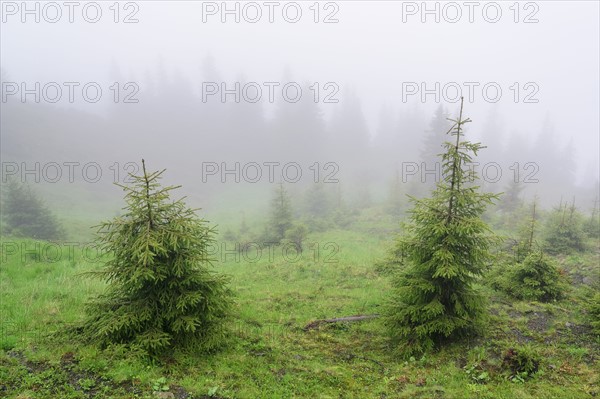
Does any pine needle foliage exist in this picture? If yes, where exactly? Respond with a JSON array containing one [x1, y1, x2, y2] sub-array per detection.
[[81, 160, 233, 356], [383, 99, 500, 355]]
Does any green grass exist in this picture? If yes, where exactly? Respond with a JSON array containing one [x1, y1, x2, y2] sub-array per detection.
[[0, 219, 598, 398]]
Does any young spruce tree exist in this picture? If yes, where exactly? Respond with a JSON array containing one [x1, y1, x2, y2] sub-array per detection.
[[503, 200, 567, 302], [82, 160, 232, 356], [2, 178, 64, 240], [543, 200, 585, 254], [384, 98, 499, 354], [268, 182, 293, 243]]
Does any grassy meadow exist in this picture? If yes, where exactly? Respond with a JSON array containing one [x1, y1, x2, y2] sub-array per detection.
[[0, 204, 598, 399]]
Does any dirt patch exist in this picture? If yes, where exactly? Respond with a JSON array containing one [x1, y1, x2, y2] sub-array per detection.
[[560, 322, 599, 351], [507, 310, 522, 320], [565, 322, 590, 336], [509, 328, 533, 344], [526, 312, 552, 333], [169, 385, 192, 399], [7, 350, 49, 373]]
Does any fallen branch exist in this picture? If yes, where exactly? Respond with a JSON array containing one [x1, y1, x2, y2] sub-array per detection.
[[303, 314, 379, 331]]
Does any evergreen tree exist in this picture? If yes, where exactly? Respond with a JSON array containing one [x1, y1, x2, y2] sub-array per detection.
[[1, 179, 64, 240], [383, 99, 499, 354], [516, 200, 539, 261], [81, 160, 232, 356], [498, 180, 525, 215], [373, 104, 397, 163], [491, 200, 567, 302], [477, 107, 505, 178], [530, 119, 575, 203], [494, 180, 528, 232], [328, 89, 371, 188], [268, 183, 293, 243], [269, 69, 326, 162], [420, 105, 450, 168], [331, 183, 352, 229], [543, 200, 585, 254], [285, 223, 309, 253], [303, 182, 335, 232], [304, 182, 332, 219], [505, 251, 566, 302], [583, 196, 600, 239], [414, 105, 451, 193]]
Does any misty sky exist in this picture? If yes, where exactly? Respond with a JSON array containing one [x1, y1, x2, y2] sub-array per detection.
[[1, 1, 599, 181]]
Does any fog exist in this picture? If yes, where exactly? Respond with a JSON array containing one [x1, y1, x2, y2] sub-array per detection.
[[1, 1, 599, 222]]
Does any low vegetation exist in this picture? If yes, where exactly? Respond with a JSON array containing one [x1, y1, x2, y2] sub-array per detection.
[[1, 104, 597, 398]]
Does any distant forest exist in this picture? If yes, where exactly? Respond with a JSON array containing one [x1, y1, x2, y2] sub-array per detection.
[[1, 60, 597, 212]]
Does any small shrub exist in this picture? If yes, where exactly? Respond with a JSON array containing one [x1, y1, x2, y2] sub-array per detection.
[[502, 344, 541, 379], [583, 216, 600, 239], [463, 364, 490, 384], [505, 251, 568, 302], [267, 183, 293, 243], [2, 179, 64, 240], [152, 377, 169, 392], [543, 202, 585, 254], [285, 223, 309, 252]]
